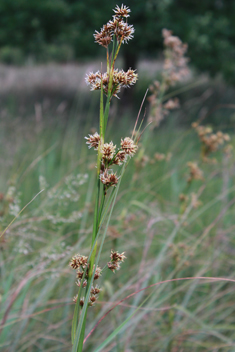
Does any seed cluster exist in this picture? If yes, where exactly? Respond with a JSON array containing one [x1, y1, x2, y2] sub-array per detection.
[[187, 162, 204, 183], [70, 254, 101, 307], [148, 29, 189, 128], [85, 133, 138, 190], [162, 29, 189, 86], [85, 68, 138, 98], [94, 5, 133, 47], [107, 250, 126, 272], [85, 5, 137, 98], [192, 122, 231, 161]]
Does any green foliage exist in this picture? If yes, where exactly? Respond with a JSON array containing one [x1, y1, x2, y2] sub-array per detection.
[[0, 46, 24, 65], [167, 0, 235, 84], [0, 0, 70, 60]]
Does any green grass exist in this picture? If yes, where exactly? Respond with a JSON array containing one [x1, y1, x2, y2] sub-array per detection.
[[0, 86, 235, 352]]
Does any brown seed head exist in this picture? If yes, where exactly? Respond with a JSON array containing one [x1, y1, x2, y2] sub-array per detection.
[[110, 250, 126, 262], [107, 261, 120, 272], [94, 26, 112, 48], [94, 266, 102, 280], [85, 132, 100, 150], [91, 285, 101, 295], [114, 150, 127, 165], [76, 279, 87, 288], [100, 169, 119, 187], [121, 137, 138, 156], [70, 254, 88, 270], [102, 142, 116, 161], [113, 4, 131, 18]]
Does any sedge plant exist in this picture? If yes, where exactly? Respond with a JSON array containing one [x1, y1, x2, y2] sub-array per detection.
[[69, 5, 141, 351]]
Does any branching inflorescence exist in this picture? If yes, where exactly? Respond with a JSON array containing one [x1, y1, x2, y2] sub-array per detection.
[[148, 29, 189, 128], [70, 6, 140, 351]]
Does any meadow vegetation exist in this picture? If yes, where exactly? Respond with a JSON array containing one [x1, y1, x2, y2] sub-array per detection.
[[1, 6, 235, 352]]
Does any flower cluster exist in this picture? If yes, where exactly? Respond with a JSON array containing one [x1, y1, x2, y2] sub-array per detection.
[[107, 250, 126, 272], [162, 28, 189, 87], [85, 5, 137, 98], [85, 133, 138, 190], [73, 284, 101, 307], [94, 5, 134, 47], [187, 162, 204, 183], [192, 122, 231, 161], [148, 29, 188, 128], [70, 254, 101, 307], [148, 82, 180, 127], [85, 132, 100, 150], [85, 68, 138, 97]]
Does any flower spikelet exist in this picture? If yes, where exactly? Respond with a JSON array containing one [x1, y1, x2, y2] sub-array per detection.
[[113, 4, 131, 18], [117, 22, 134, 43], [121, 137, 138, 156], [85, 132, 100, 150], [107, 261, 120, 272], [70, 254, 88, 270], [111, 250, 126, 262], [73, 295, 85, 307], [100, 169, 119, 187], [102, 142, 116, 161], [91, 285, 101, 295], [93, 266, 102, 280], [94, 25, 112, 48], [76, 279, 87, 288], [114, 150, 127, 165], [108, 250, 126, 273]]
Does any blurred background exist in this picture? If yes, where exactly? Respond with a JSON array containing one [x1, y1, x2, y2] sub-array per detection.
[[1, 1, 235, 351]]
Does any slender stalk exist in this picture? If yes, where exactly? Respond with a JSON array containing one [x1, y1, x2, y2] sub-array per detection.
[[70, 7, 139, 351]]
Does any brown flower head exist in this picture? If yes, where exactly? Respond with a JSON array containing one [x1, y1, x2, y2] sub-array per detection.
[[86, 69, 137, 98], [102, 142, 116, 161], [113, 4, 131, 19], [73, 294, 78, 303], [162, 28, 189, 87], [114, 69, 138, 87], [193, 123, 231, 158], [85, 132, 100, 150], [73, 295, 85, 307], [70, 254, 88, 270], [94, 24, 112, 48], [91, 285, 101, 295], [76, 279, 87, 288], [114, 150, 127, 165], [108, 250, 126, 273], [93, 266, 102, 280], [100, 169, 119, 187], [110, 250, 126, 262], [93, 5, 133, 47], [88, 295, 97, 306], [107, 261, 120, 272], [79, 297, 85, 307], [77, 271, 84, 280], [121, 137, 138, 156]]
